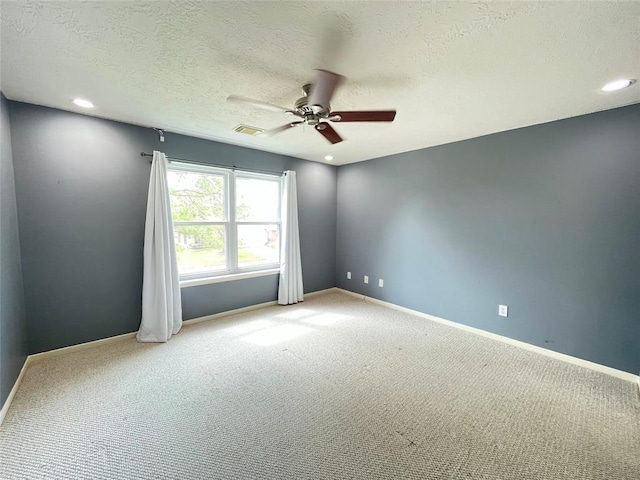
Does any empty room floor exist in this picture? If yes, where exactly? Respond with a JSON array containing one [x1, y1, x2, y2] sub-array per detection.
[[1, 291, 638, 479]]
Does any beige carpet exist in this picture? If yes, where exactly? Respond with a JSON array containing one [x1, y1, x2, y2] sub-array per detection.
[[1, 291, 638, 479]]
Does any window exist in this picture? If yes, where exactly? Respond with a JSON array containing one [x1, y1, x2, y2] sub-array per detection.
[[167, 162, 281, 279]]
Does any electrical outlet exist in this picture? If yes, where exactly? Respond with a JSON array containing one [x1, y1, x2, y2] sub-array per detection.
[[498, 305, 508, 317], [347, 271, 351, 280], [364, 275, 369, 284], [378, 279, 384, 288]]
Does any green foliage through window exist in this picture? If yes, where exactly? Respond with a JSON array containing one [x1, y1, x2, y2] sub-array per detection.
[[167, 165, 281, 277]]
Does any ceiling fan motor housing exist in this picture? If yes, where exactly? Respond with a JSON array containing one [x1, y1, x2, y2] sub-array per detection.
[[295, 83, 330, 119]]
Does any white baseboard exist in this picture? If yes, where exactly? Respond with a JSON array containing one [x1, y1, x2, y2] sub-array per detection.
[[305, 287, 340, 298], [182, 300, 278, 326], [30, 288, 336, 359], [336, 288, 639, 385], [0, 287, 338, 425], [4, 286, 634, 427], [182, 287, 337, 326], [0, 356, 31, 426], [28, 331, 138, 363]]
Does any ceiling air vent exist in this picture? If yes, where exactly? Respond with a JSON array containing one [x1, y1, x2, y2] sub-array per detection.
[[233, 124, 264, 136]]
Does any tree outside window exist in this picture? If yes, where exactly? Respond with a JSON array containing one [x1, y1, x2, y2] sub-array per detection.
[[167, 164, 281, 277]]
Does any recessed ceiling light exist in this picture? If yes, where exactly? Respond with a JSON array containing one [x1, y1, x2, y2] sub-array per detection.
[[601, 79, 635, 92], [324, 155, 334, 161], [73, 98, 94, 108]]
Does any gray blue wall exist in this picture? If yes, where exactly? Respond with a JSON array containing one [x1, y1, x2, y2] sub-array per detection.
[[6, 98, 639, 377], [8, 101, 337, 354], [0, 93, 28, 408], [336, 104, 640, 374]]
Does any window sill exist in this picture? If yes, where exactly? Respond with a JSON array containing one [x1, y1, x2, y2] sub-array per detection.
[[180, 268, 280, 288]]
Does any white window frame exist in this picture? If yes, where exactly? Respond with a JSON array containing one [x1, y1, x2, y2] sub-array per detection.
[[168, 162, 282, 284]]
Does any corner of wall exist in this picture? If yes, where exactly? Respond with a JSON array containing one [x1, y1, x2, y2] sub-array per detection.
[[0, 93, 29, 410]]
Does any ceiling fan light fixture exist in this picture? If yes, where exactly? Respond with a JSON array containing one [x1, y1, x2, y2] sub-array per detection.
[[73, 98, 94, 108], [601, 79, 635, 92]]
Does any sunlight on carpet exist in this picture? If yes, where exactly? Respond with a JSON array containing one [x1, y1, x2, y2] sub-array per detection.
[[1, 291, 638, 480]]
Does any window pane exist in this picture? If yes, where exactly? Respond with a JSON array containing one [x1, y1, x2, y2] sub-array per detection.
[[174, 225, 226, 274], [168, 170, 225, 222], [237, 224, 279, 268], [236, 177, 279, 221]]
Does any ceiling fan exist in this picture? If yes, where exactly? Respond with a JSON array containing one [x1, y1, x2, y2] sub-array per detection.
[[227, 70, 396, 144]]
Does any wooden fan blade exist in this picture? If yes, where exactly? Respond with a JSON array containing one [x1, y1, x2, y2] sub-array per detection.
[[315, 123, 343, 144], [227, 95, 291, 114], [260, 122, 303, 137], [308, 70, 344, 112], [330, 111, 396, 122]]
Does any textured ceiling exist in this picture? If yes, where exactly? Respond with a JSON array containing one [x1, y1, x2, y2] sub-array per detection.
[[1, 1, 639, 165]]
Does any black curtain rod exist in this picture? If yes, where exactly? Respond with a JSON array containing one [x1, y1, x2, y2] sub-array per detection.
[[140, 152, 283, 176]]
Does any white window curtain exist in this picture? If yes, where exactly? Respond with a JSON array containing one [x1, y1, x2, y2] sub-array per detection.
[[278, 170, 304, 305], [137, 151, 183, 342]]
